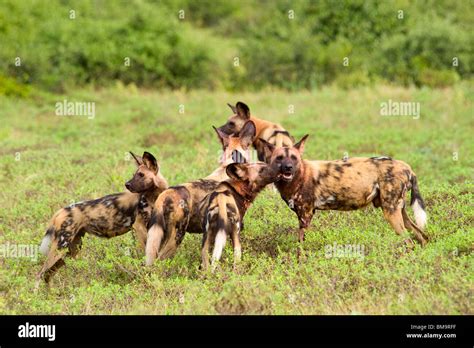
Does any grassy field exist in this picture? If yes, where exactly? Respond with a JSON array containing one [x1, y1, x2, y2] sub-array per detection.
[[0, 83, 472, 314]]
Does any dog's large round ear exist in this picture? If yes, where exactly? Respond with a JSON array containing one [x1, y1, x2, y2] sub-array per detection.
[[239, 120, 256, 148], [236, 102, 250, 119], [227, 103, 237, 114], [226, 163, 247, 181], [213, 126, 230, 148], [130, 151, 143, 166], [142, 151, 159, 173], [294, 134, 309, 155]]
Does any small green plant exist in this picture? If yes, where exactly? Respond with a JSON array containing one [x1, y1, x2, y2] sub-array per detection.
[[0, 75, 31, 97]]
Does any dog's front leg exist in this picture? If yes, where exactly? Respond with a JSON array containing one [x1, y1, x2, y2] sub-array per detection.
[[296, 205, 313, 242], [132, 218, 147, 252], [296, 211, 313, 259], [297, 225, 306, 260], [298, 226, 306, 243]]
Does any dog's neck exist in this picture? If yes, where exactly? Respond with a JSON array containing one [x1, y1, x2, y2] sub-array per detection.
[[226, 179, 268, 210], [141, 184, 165, 204], [219, 181, 255, 215]]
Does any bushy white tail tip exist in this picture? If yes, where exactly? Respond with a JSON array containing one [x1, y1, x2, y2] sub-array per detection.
[[412, 200, 427, 230], [39, 234, 52, 255]]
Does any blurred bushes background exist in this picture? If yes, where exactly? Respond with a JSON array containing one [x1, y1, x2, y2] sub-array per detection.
[[0, 0, 472, 93]]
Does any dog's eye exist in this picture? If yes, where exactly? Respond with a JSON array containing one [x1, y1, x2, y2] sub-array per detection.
[[228, 122, 235, 127], [291, 155, 297, 160], [276, 155, 284, 161], [139, 172, 145, 177]]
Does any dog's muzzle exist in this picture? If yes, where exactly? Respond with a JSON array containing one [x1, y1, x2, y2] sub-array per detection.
[[278, 164, 294, 182]]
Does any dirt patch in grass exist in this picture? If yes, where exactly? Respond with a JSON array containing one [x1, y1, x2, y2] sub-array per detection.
[[142, 131, 181, 147]]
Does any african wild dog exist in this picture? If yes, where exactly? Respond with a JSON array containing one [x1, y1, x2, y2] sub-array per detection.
[[145, 121, 256, 265], [125, 152, 169, 247], [201, 162, 277, 271], [217, 102, 294, 162], [260, 136, 429, 248], [36, 152, 168, 285]]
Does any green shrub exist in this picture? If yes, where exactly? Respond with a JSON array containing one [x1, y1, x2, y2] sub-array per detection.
[[334, 70, 371, 90], [0, 0, 472, 91], [373, 15, 472, 86], [0, 0, 221, 91], [0, 75, 31, 97], [227, 0, 472, 90], [417, 69, 460, 88]]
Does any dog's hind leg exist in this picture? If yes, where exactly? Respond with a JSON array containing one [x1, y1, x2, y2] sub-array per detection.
[[157, 215, 188, 260], [402, 208, 428, 246], [156, 221, 181, 260], [155, 192, 189, 261], [157, 232, 180, 260], [382, 207, 414, 248], [231, 224, 242, 269], [35, 239, 68, 289], [145, 223, 164, 266], [200, 232, 211, 271]]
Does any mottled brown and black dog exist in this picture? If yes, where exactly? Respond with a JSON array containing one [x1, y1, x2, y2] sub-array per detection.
[[201, 162, 277, 271], [36, 152, 168, 285], [217, 102, 294, 162], [261, 136, 429, 248], [145, 121, 256, 265]]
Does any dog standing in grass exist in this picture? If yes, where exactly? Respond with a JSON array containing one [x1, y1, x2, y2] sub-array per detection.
[[201, 162, 277, 271], [260, 136, 429, 248], [217, 102, 294, 162], [36, 151, 168, 286], [145, 121, 256, 265]]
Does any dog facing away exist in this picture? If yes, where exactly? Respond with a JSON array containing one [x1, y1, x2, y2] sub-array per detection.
[[201, 162, 277, 271], [145, 121, 256, 265], [36, 151, 168, 285], [217, 102, 294, 162], [261, 136, 429, 248]]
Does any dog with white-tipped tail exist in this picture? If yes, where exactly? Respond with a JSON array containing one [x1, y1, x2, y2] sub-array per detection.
[[260, 135, 429, 250], [201, 162, 278, 272]]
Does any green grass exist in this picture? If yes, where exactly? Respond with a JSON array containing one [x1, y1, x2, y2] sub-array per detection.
[[0, 83, 473, 314]]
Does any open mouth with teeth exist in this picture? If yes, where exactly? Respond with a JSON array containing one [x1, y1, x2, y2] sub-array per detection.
[[279, 171, 294, 181]]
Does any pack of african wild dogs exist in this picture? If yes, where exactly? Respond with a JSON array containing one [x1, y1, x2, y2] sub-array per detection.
[[36, 102, 429, 287]]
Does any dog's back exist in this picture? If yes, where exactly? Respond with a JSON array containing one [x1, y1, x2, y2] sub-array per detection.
[[305, 157, 415, 210]]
